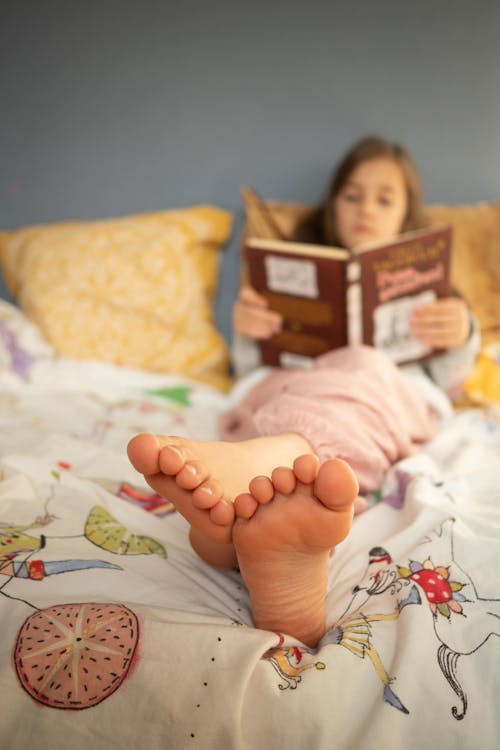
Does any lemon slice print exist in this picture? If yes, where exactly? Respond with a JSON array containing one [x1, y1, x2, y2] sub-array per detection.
[[85, 506, 166, 557]]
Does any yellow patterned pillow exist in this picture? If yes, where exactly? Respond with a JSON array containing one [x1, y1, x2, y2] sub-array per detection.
[[0, 205, 233, 390]]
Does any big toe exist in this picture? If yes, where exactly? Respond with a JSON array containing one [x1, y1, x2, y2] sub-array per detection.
[[314, 458, 359, 510], [127, 433, 161, 474]]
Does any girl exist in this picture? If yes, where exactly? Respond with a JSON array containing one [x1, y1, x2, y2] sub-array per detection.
[[232, 136, 476, 391], [127, 136, 479, 647]]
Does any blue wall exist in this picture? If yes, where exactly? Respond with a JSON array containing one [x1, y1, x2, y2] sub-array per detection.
[[1, 0, 499, 341]]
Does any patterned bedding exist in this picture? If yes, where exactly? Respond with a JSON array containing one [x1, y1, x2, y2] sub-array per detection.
[[1, 300, 499, 749]]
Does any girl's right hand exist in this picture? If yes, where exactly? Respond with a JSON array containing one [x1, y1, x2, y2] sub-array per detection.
[[232, 285, 283, 339]]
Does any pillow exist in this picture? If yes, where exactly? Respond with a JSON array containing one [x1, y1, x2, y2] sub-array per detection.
[[0, 205, 233, 390], [241, 186, 322, 244], [421, 202, 500, 347]]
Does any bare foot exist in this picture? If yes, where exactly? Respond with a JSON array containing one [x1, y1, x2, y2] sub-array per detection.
[[127, 432, 313, 566], [233, 454, 359, 647]]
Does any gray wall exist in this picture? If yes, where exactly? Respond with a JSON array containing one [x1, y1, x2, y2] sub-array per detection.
[[1, 0, 499, 341]]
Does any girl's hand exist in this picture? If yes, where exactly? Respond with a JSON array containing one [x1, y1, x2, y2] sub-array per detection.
[[410, 297, 470, 350], [233, 285, 283, 339]]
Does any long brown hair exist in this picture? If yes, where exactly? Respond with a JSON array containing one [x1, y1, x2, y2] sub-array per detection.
[[322, 136, 425, 246]]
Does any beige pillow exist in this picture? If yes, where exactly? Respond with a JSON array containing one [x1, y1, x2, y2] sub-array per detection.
[[421, 203, 500, 346], [0, 205, 233, 390], [241, 186, 322, 244]]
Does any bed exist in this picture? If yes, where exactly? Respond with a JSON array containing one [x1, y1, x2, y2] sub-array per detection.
[[0, 201, 499, 749]]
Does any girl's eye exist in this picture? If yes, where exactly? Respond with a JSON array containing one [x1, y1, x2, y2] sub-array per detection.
[[343, 193, 359, 203], [378, 196, 392, 207]]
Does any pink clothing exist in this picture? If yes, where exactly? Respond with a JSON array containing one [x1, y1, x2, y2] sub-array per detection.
[[219, 346, 439, 493]]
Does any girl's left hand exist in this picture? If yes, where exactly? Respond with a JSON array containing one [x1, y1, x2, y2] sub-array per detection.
[[410, 297, 470, 350]]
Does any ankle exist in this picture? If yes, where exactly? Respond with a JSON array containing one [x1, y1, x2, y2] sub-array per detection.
[[252, 604, 326, 648]]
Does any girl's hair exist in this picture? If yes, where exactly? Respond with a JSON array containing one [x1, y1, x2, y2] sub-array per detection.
[[322, 135, 425, 246]]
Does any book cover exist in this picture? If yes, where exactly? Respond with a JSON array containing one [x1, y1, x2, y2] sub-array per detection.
[[244, 224, 453, 368], [351, 224, 453, 363]]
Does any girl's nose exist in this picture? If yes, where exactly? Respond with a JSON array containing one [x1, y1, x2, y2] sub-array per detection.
[[359, 198, 376, 216]]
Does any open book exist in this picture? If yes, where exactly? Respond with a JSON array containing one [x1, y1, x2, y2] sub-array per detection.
[[244, 224, 453, 368]]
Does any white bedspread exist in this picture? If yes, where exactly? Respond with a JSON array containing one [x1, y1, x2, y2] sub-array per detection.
[[1, 300, 499, 749]]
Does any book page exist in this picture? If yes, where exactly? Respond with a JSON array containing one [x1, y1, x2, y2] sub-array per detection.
[[264, 255, 319, 298], [372, 289, 435, 363]]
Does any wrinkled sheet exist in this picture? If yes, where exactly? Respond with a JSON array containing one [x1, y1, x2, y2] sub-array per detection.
[[1, 300, 500, 750]]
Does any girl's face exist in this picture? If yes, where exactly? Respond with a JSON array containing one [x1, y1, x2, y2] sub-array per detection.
[[333, 157, 408, 250]]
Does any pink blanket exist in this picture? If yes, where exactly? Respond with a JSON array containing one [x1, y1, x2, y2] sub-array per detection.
[[219, 346, 439, 492]]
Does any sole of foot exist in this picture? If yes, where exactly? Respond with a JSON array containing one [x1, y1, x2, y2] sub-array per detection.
[[232, 454, 359, 647]]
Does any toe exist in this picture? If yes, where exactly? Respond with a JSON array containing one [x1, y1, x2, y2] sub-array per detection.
[[158, 444, 186, 475], [314, 458, 359, 509], [175, 460, 209, 490], [293, 454, 320, 484], [127, 433, 161, 474], [248, 475, 274, 504], [234, 492, 259, 520], [271, 466, 296, 495], [209, 500, 235, 526], [192, 480, 223, 509]]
